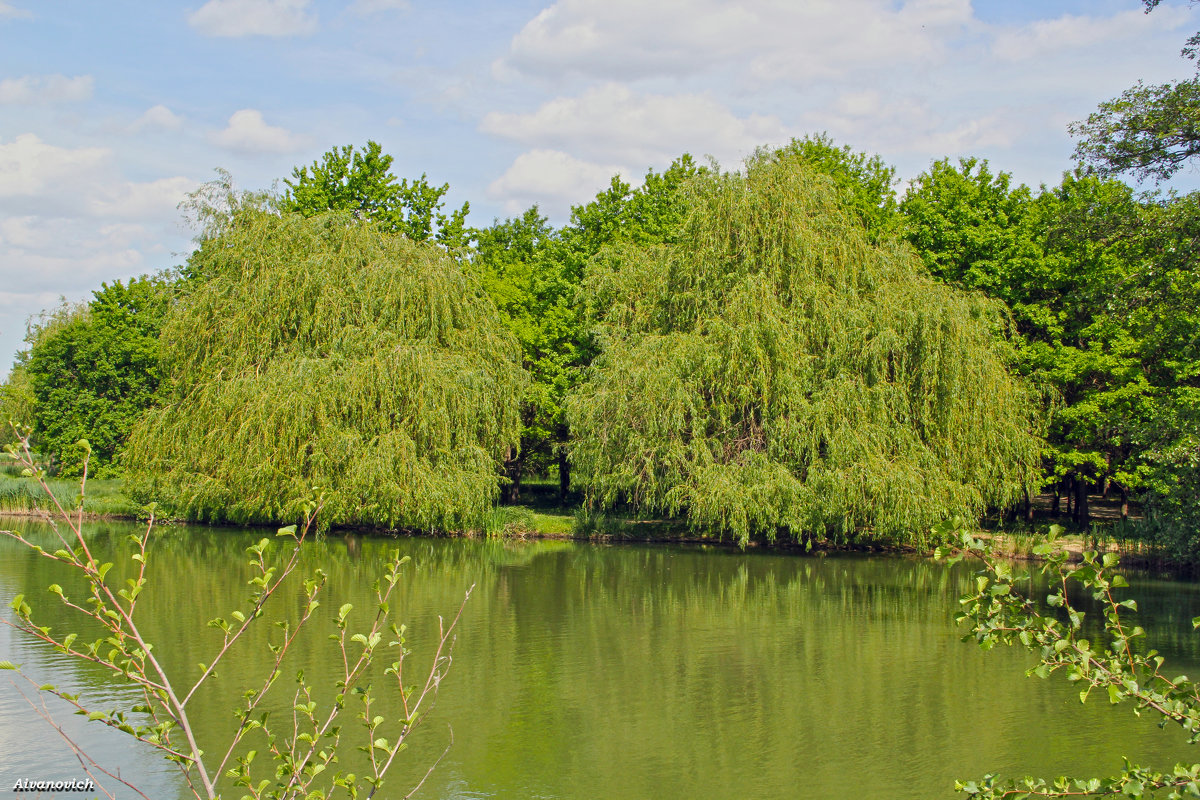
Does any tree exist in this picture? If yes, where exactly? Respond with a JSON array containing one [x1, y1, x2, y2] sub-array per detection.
[[281, 141, 469, 247], [1118, 192, 1200, 547], [1070, 0, 1200, 182], [470, 155, 704, 502], [755, 134, 900, 241], [568, 153, 1041, 546], [124, 209, 524, 530], [0, 363, 35, 448], [23, 277, 172, 476], [1071, 78, 1200, 183], [471, 207, 574, 501], [901, 162, 1158, 527]]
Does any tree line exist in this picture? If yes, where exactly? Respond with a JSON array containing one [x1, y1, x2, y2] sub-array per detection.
[[2, 12, 1197, 550]]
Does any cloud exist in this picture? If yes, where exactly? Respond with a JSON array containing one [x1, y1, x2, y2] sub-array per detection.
[[0, 134, 110, 208], [0, 74, 93, 104], [0, 133, 195, 221], [351, 0, 409, 14], [210, 109, 309, 153], [0, 135, 195, 371], [188, 0, 316, 37], [992, 6, 1191, 62], [131, 104, 184, 131], [499, 0, 972, 83], [0, 2, 31, 19], [487, 149, 628, 216], [481, 84, 786, 168], [90, 177, 198, 219]]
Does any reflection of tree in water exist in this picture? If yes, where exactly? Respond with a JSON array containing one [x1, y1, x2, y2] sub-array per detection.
[[5, 518, 1200, 799]]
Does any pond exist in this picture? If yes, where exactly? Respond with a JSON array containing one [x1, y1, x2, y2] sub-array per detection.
[[2, 517, 1200, 799]]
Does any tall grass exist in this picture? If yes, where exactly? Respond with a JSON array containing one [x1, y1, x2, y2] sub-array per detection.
[[0, 473, 140, 517]]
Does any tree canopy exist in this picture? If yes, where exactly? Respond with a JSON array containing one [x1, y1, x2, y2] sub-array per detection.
[[280, 140, 470, 247], [124, 209, 524, 530], [567, 152, 1041, 545], [22, 277, 172, 476], [1071, 1, 1200, 183]]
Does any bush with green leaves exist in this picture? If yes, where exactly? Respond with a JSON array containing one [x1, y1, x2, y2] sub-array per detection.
[[941, 523, 1200, 798]]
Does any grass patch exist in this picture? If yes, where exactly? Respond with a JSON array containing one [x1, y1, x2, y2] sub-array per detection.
[[0, 473, 140, 517]]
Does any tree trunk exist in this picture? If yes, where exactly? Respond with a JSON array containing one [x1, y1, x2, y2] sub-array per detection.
[[502, 447, 522, 504], [1052, 488, 1061, 516], [1120, 486, 1129, 521], [1074, 475, 1090, 528], [558, 448, 570, 504], [1023, 486, 1034, 523]]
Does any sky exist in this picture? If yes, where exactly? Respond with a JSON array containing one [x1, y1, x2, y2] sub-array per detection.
[[1, 0, 1199, 377]]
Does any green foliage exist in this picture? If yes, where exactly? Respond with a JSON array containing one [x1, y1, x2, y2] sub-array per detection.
[[23, 277, 172, 477], [900, 157, 1040, 299], [756, 134, 900, 240], [281, 140, 470, 247], [1072, 78, 1200, 184], [470, 156, 704, 496], [124, 210, 524, 530], [0, 364, 35, 449], [1072, 1, 1200, 184], [471, 206, 574, 483], [941, 525, 1200, 798], [901, 162, 1161, 514], [568, 154, 1042, 546]]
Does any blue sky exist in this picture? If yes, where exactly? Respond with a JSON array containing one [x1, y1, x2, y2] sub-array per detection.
[[2, 0, 1199, 376]]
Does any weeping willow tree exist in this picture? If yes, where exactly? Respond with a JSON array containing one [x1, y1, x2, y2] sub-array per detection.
[[125, 210, 524, 530], [567, 152, 1042, 546]]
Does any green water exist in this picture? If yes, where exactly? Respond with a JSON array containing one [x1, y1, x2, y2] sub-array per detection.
[[3, 518, 1200, 799]]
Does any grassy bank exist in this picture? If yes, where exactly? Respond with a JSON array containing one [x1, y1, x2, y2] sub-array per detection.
[[0, 471, 141, 517], [1, 468, 1186, 570]]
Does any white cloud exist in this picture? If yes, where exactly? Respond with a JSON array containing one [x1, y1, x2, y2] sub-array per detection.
[[188, 0, 316, 37], [481, 84, 786, 168], [90, 177, 198, 219], [0, 2, 30, 19], [0, 134, 194, 221], [798, 93, 1022, 161], [499, 0, 971, 83], [0, 135, 195, 372], [487, 149, 628, 216], [915, 114, 1022, 156], [131, 104, 184, 131], [0, 134, 110, 207], [992, 7, 1191, 62], [0, 74, 93, 104], [351, 0, 409, 14], [210, 109, 309, 153]]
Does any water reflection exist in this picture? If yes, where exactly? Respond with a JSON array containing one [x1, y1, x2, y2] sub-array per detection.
[[2, 518, 1200, 799]]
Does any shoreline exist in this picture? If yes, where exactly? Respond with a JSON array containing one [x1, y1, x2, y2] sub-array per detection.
[[3, 507, 1183, 575]]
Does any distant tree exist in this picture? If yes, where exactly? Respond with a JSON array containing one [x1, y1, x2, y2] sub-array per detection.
[[23, 277, 172, 476], [281, 140, 470, 247], [125, 209, 523, 530], [0, 363, 35, 448], [568, 154, 1041, 546]]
